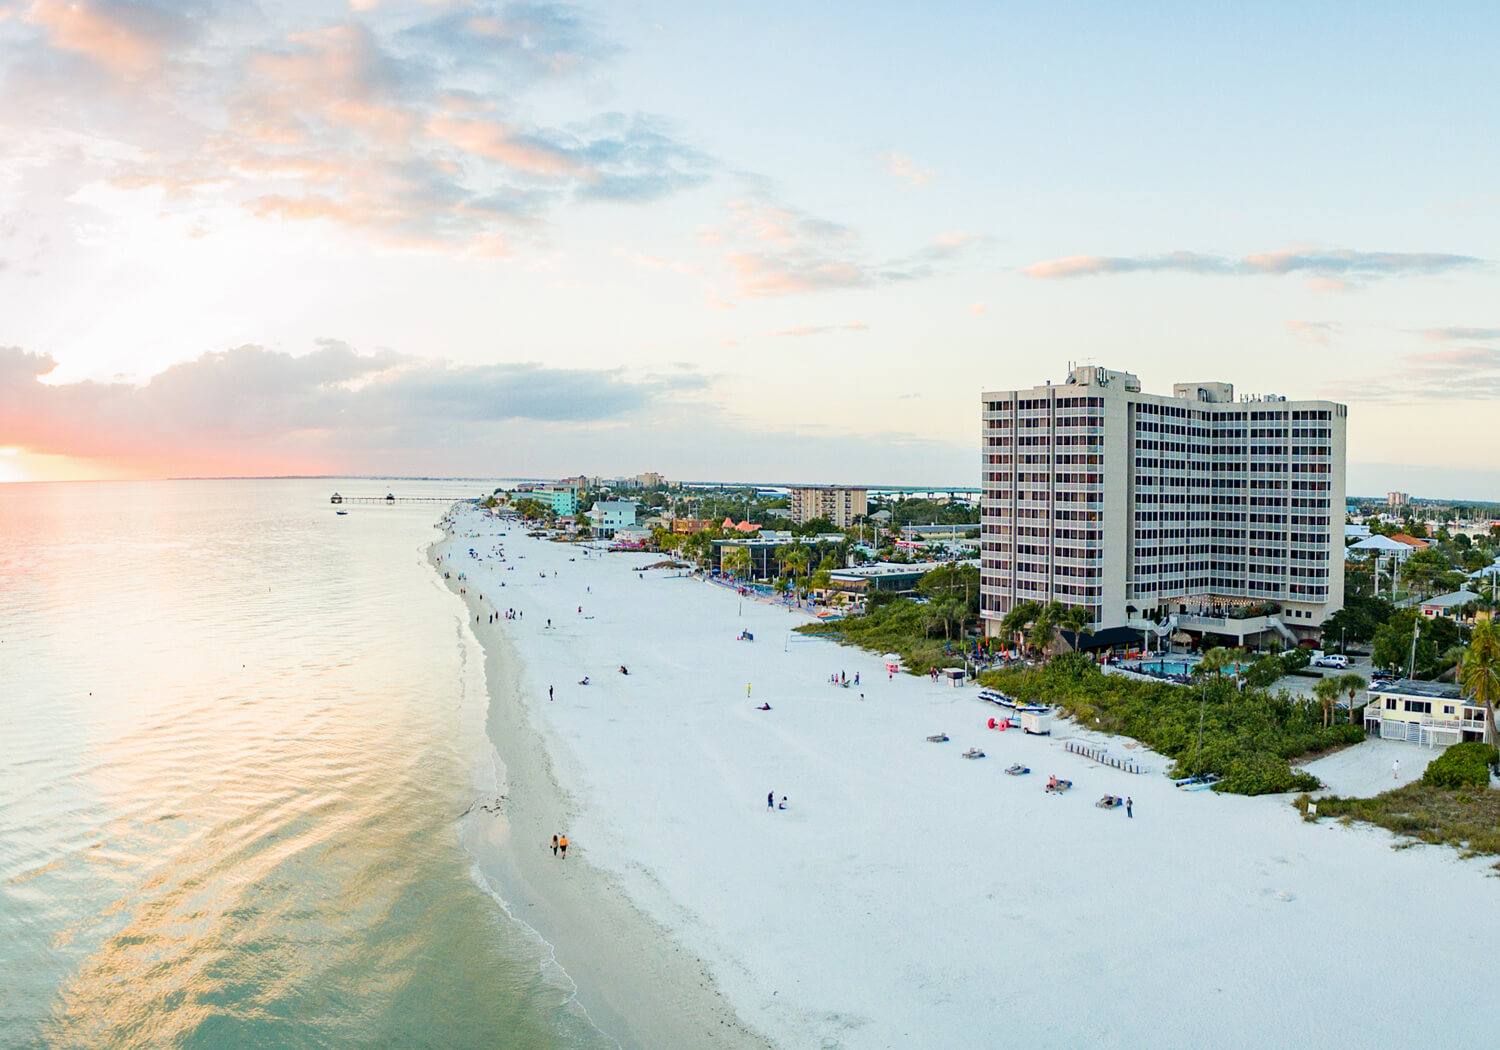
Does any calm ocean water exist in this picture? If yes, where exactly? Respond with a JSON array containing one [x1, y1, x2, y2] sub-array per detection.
[[0, 479, 612, 1050]]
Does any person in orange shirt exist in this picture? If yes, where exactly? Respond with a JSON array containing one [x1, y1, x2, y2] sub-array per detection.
[[559, 835, 568, 859]]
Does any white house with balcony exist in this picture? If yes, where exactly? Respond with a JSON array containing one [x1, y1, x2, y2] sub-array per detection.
[[1363, 678, 1487, 747]]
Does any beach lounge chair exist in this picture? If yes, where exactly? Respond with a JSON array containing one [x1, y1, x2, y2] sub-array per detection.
[[926, 733, 950, 743], [962, 748, 986, 759], [1095, 795, 1121, 809], [1045, 778, 1072, 794], [1004, 763, 1030, 775]]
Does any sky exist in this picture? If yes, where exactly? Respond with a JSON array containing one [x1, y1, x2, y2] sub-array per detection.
[[1, 1, 1497, 493]]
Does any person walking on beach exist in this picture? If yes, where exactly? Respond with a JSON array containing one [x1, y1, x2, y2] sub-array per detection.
[[767, 791, 774, 810], [747, 682, 752, 699], [559, 835, 568, 859], [551, 834, 559, 856], [1126, 797, 1133, 818], [549, 685, 553, 701], [1393, 758, 1401, 781]]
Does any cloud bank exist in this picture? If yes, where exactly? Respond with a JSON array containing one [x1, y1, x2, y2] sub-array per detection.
[[0, 341, 710, 473], [1022, 247, 1483, 283], [2, 1, 711, 254]]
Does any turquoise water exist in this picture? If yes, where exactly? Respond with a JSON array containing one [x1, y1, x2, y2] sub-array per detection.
[[0, 479, 613, 1050], [1134, 659, 1248, 676], [1136, 660, 1193, 675]]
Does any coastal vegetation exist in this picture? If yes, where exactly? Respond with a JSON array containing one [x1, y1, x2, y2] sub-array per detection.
[[981, 653, 1363, 795], [793, 564, 981, 673], [1297, 744, 1500, 863], [868, 496, 979, 529]]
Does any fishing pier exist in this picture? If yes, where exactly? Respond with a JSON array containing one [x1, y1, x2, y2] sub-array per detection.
[[330, 492, 479, 505]]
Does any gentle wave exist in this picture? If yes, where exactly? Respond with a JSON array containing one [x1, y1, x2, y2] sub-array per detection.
[[0, 479, 613, 1050]]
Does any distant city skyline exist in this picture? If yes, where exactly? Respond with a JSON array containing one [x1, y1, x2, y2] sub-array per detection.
[[2, 1, 1497, 494]]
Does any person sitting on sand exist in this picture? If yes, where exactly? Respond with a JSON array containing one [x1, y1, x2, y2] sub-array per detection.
[[619, 665, 629, 675], [758, 702, 771, 711], [778, 796, 787, 810], [578, 676, 589, 686]]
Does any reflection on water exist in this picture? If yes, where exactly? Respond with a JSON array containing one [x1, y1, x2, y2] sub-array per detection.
[[0, 479, 611, 1050]]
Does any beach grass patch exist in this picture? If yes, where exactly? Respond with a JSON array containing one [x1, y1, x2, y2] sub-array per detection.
[[1300, 778, 1500, 862]]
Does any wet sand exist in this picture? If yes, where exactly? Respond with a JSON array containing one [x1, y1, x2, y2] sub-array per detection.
[[433, 540, 774, 1050]]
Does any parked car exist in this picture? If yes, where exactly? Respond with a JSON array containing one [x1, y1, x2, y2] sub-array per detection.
[[1311, 653, 1349, 669]]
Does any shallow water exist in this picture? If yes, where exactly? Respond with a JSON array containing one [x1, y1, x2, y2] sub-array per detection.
[[0, 479, 613, 1050]]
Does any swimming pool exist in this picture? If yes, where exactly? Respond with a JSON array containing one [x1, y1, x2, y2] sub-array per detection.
[[1136, 659, 1193, 675], [1133, 659, 1248, 676]]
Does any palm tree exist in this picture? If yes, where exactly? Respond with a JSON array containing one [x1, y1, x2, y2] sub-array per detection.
[[1338, 672, 1367, 726], [1459, 618, 1500, 744], [773, 543, 793, 579], [1190, 647, 1236, 772], [1313, 676, 1341, 729], [783, 546, 811, 598], [1057, 606, 1095, 652], [1026, 601, 1063, 656], [998, 601, 1040, 652], [722, 545, 751, 581]]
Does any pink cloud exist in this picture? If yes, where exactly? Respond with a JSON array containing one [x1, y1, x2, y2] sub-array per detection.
[[1407, 347, 1500, 368], [1305, 277, 1353, 293], [1420, 327, 1500, 342], [426, 116, 594, 179], [725, 252, 869, 297], [880, 151, 934, 189], [1285, 320, 1339, 345], [24, 0, 169, 76]]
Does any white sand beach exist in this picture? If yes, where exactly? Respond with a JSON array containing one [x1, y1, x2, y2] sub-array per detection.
[[436, 505, 1496, 1050]]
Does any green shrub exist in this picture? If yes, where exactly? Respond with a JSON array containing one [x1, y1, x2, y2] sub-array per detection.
[[1421, 742, 1499, 790], [1280, 647, 1312, 672]]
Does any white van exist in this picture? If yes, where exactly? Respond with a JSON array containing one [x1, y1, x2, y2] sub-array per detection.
[[1311, 653, 1349, 669]]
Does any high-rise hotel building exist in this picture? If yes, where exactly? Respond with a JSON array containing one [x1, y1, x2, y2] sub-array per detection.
[[980, 366, 1346, 644]]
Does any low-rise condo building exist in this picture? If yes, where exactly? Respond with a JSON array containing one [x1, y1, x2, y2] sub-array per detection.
[[534, 485, 578, 516], [789, 485, 868, 527]]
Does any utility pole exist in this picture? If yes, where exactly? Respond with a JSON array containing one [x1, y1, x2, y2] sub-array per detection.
[[1407, 616, 1420, 680]]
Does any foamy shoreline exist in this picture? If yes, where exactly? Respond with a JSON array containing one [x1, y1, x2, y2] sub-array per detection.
[[433, 504, 1498, 1050], [431, 520, 773, 1050]]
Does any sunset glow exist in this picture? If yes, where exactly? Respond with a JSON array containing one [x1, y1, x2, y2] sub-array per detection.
[[1, 2, 1497, 493]]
